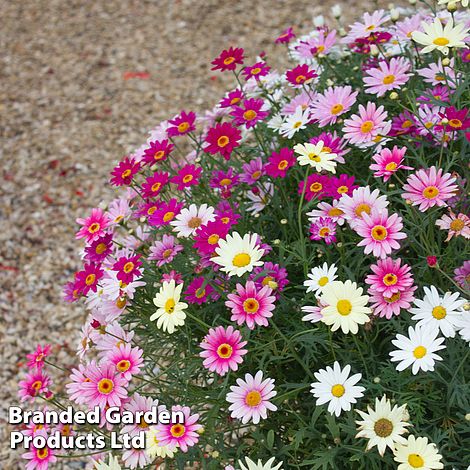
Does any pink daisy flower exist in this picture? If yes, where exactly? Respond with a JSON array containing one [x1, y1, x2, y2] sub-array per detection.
[[215, 203, 241, 229], [211, 47, 245, 72], [309, 131, 350, 163], [243, 61, 271, 81], [226, 371, 277, 424], [299, 174, 331, 202], [417, 58, 458, 88], [294, 29, 337, 59], [81, 362, 128, 408], [148, 198, 183, 227], [26, 344, 52, 371], [309, 217, 337, 244], [275, 27, 295, 44], [75, 263, 104, 296], [167, 110, 196, 137], [285, 64, 317, 86], [240, 157, 264, 185], [142, 139, 174, 165], [204, 122, 242, 160], [76, 208, 110, 243], [343, 9, 390, 42], [365, 257, 414, 298], [363, 57, 411, 97], [19, 370, 51, 402], [210, 168, 239, 195], [310, 86, 358, 127], [171, 164, 202, 190], [121, 393, 161, 436], [110, 157, 141, 187], [436, 211, 470, 241], [66, 363, 90, 404], [112, 254, 142, 284], [390, 111, 416, 137], [107, 344, 144, 381], [307, 200, 346, 226], [148, 234, 183, 267], [162, 270, 183, 285], [156, 405, 202, 452], [225, 281, 276, 330], [199, 325, 247, 376], [328, 174, 358, 199], [231, 98, 268, 129], [417, 85, 450, 104], [454, 261, 470, 290], [184, 276, 215, 304], [369, 285, 417, 319], [122, 449, 150, 469], [402, 166, 458, 211], [141, 171, 169, 199], [22, 430, 57, 470], [370, 146, 413, 182], [250, 262, 289, 297], [265, 148, 295, 178], [355, 209, 407, 259], [219, 89, 243, 108], [193, 220, 229, 255], [343, 102, 390, 145]]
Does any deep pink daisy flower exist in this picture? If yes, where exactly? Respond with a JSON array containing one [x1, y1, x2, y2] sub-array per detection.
[[390, 111, 416, 137], [454, 261, 470, 290], [171, 164, 202, 190], [22, 429, 57, 470], [250, 262, 289, 297], [211, 47, 244, 72], [142, 139, 174, 165], [84, 233, 114, 263], [370, 146, 413, 182], [368, 285, 417, 319], [437, 106, 470, 132], [110, 157, 141, 186], [226, 371, 277, 424], [299, 174, 331, 202], [355, 209, 407, 259], [310, 86, 358, 127], [309, 131, 349, 163], [275, 27, 295, 44], [328, 174, 358, 199], [417, 85, 450, 104], [231, 98, 268, 129], [19, 370, 51, 402], [204, 122, 242, 160], [242, 61, 271, 81], [265, 148, 295, 178], [363, 57, 412, 97], [343, 102, 390, 145], [156, 405, 202, 452], [215, 205, 241, 229], [210, 168, 239, 192], [80, 362, 128, 408], [161, 270, 183, 285], [148, 198, 183, 227], [240, 157, 264, 185], [167, 110, 196, 137], [26, 344, 52, 371], [225, 281, 276, 330], [219, 89, 243, 108], [107, 344, 144, 381], [148, 234, 183, 267], [199, 325, 247, 376], [75, 263, 104, 296], [309, 217, 337, 244], [365, 257, 414, 298], [141, 171, 169, 199], [401, 166, 458, 211], [76, 208, 110, 243], [184, 276, 215, 305], [285, 64, 317, 86], [193, 220, 229, 255], [134, 200, 160, 219], [112, 254, 142, 284]]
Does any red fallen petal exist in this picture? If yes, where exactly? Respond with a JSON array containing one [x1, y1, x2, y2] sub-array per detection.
[[75, 190, 84, 197], [0, 264, 19, 272], [123, 71, 150, 80], [43, 194, 54, 204]]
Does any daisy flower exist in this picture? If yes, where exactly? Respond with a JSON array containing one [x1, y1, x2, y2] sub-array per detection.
[[184, 276, 215, 304], [220, 89, 243, 108], [320, 280, 371, 334], [279, 106, 310, 139], [148, 198, 183, 227], [355, 209, 407, 259], [307, 200, 346, 226], [212, 232, 264, 277], [141, 171, 169, 199], [22, 430, 57, 470], [265, 147, 296, 178], [285, 63, 317, 86], [167, 110, 196, 137], [225, 281, 276, 329], [310, 86, 358, 127], [75, 263, 104, 296], [410, 285, 465, 338], [148, 235, 183, 267], [19, 370, 51, 402], [112, 254, 142, 284], [300, 174, 330, 201], [328, 174, 358, 199], [310, 361, 365, 417], [301, 305, 324, 323], [150, 280, 188, 334], [294, 141, 337, 172], [120, 393, 161, 436], [343, 10, 390, 42], [436, 211, 470, 241], [84, 233, 113, 263], [240, 157, 265, 185], [231, 98, 268, 129], [282, 90, 314, 115], [393, 435, 444, 470], [454, 261, 470, 291], [211, 47, 245, 72], [401, 166, 457, 211], [110, 157, 141, 186], [276, 27, 295, 44], [365, 257, 414, 298], [26, 344, 52, 370], [412, 17, 469, 56], [304, 262, 338, 295], [309, 217, 337, 245], [107, 344, 143, 381], [238, 457, 283, 470], [364, 57, 411, 97], [390, 325, 446, 374], [250, 262, 289, 297], [76, 208, 110, 243], [171, 203, 215, 238], [142, 139, 173, 165], [243, 61, 271, 81], [226, 371, 277, 424], [356, 395, 411, 456], [417, 58, 458, 88], [146, 427, 176, 459], [193, 220, 229, 255], [370, 146, 413, 182], [199, 325, 247, 376], [204, 122, 242, 160], [171, 164, 202, 190]]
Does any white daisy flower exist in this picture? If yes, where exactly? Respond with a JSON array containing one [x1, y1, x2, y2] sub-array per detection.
[[170, 203, 215, 238], [294, 141, 337, 173], [150, 280, 188, 334], [238, 456, 283, 470], [145, 427, 176, 459], [455, 303, 470, 342], [279, 106, 310, 139], [438, 0, 469, 8], [319, 280, 371, 334], [304, 262, 338, 295], [389, 325, 446, 374], [410, 286, 465, 338], [393, 435, 444, 470], [94, 454, 121, 470], [212, 232, 264, 277], [411, 17, 469, 55], [246, 183, 274, 214], [310, 361, 365, 417], [355, 395, 411, 456], [267, 113, 284, 132]]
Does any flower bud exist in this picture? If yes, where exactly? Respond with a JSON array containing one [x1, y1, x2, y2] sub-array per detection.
[[313, 15, 325, 28], [389, 91, 399, 100], [373, 377, 381, 383], [426, 256, 438, 268], [390, 8, 400, 22], [331, 4, 342, 18], [447, 1, 458, 12], [326, 78, 334, 87], [466, 413, 470, 421], [408, 0, 416, 4], [370, 45, 380, 56], [280, 218, 288, 224], [442, 57, 451, 66]]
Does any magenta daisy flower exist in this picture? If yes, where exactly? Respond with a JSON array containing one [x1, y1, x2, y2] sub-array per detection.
[[113, 254, 142, 284], [275, 27, 295, 44], [142, 139, 174, 165], [211, 47, 245, 72], [365, 257, 414, 298], [240, 157, 265, 185], [242, 61, 271, 81], [225, 281, 276, 330], [193, 220, 229, 255], [309, 217, 337, 244], [328, 174, 358, 199], [265, 148, 295, 178], [162, 270, 183, 284], [81, 362, 128, 408], [390, 111, 416, 137], [141, 171, 169, 199], [355, 209, 407, 259], [231, 98, 268, 129], [299, 174, 330, 201], [148, 234, 183, 267], [285, 64, 317, 86], [417, 85, 450, 104], [167, 110, 196, 137], [363, 57, 411, 97], [310, 86, 358, 127], [215, 203, 241, 229], [184, 276, 215, 305], [204, 121, 242, 160], [343, 102, 390, 145], [156, 405, 202, 452], [210, 168, 240, 195], [220, 89, 243, 108], [368, 285, 417, 319], [171, 164, 202, 190], [370, 146, 413, 182], [26, 344, 52, 370], [148, 198, 183, 227], [85, 233, 114, 263], [107, 344, 144, 381], [75, 263, 104, 296], [110, 157, 141, 186], [199, 325, 247, 376], [454, 261, 470, 290], [22, 430, 57, 470], [19, 370, 51, 402], [401, 166, 458, 211], [76, 208, 110, 243], [250, 262, 289, 297], [226, 371, 277, 424]]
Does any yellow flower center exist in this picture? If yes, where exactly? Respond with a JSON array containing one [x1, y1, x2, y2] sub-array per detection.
[[219, 178, 232, 186], [245, 390, 262, 407], [422, 185, 439, 199], [319, 227, 330, 237], [88, 222, 100, 233], [223, 56, 235, 65], [243, 109, 257, 121], [293, 121, 303, 128], [252, 170, 262, 179], [217, 136, 229, 147], [233, 253, 251, 267], [408, 454, 425, 468], [328, 207, 344, 217], [337, 299, 352, 316], [360, 120, 374, 133], [177, 122, 190, 133], [413, 346, 427, 359], [450, 219, 464, 231], [385, 162, 398, 171], [162, 249, 173, 259], [371, 225, 388, 241], [385, 292, 401, 303], [318, 276, 329, 287], [251, 67, 261, 75], [151, 182, 162, 192], [208, 234, 220, 245], [182, 174, 193, 184], [449, 118, 462, 128], [295, 74, 307, 83], [147, 206, 157, 215], [164, 298, 176, 314], [217, 343, 233, 358], [123, 261, 135, 273], [243, 298, 260, 314], [308, 152, 321, 162], [310, 182, 323, 193], [138, 417, 149, 429], [278, 159, 288, 170], [114, 215, 124, 223], [122, 169, 132, 178], [154, 150, 165, 161], [382, 74, 395, 85], [116, 297, 127, 309], [331, 103, 344, 115], [433, 37, 449, 46], [170, 424, 186, 437], [95, 243, 107, 255], [37, 448, 49, 460], [402, 120, 413, 129], [163, 211, 175, 222], [31, 380, 42, 392], [336, 185, 348, 194], [383, 274, 398, 286], [97, 378, 114, 394], [85, 274, 96, 286], [432, 305, 447, 320], [188, 216, 202, 229], [331, 384, 345, 397], [373, 418, 394, 437], [355, 203, 371, 217], [195, 288, 206, 298], [116, 359, 131, 372]]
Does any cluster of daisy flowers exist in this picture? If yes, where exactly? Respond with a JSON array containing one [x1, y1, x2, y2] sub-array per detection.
[[16, 1, 470, 469]]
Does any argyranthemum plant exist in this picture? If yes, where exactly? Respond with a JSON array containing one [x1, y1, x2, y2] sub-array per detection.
[[16, 2, 470, 470]]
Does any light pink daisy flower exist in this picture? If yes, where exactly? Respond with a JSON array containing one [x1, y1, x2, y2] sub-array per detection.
[[343, 10, 390, 43], [225, 281, 276, 330], [402, 166, 458, 211], [307, 200, 346, 226], [75, 207, 110, 243], [355, 209, 407, 259], [281, 90, 314, 115], [22, 430, 57, 470], [370, 146, 413, 182], [121, 393, 161, 436], [415, 105, 444, 136], [199, 325, 248, 376], [310, 86, 358, 127], [80, 362, 128, 408], [435, 211, 470, 241], [26, 344, 52, 371], [365, 257, 414, 298], [393, 14, 424, 41], [368, 286, 417, 319], [343, 102, 390, 146], [417, 58, 459, 88], [107, 198, 131, 225], [226, 371, 277, 424], [339, 186, 389, 228], [107, 343, 144, 381], [301, 304, 324, 323], [156, 405, 202, 452], [148, 234, 183, 266], [122, 448, 151, 469], [364, 57, 412, 97]]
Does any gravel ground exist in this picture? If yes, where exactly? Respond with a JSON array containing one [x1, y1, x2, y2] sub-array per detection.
[[1, 0, 397, 467]]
